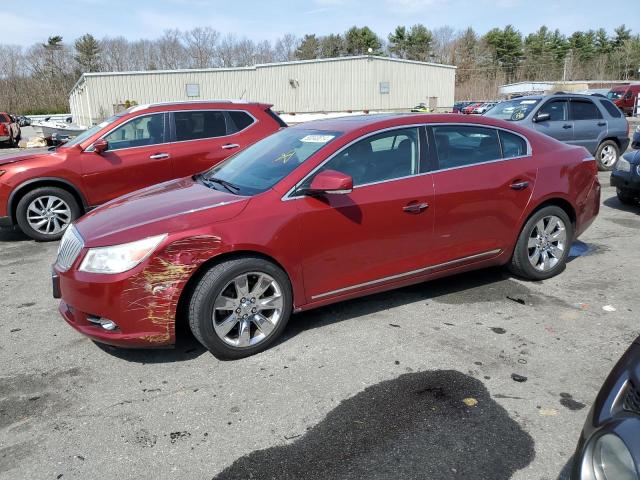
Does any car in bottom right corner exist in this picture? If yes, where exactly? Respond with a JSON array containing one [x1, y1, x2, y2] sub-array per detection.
[[611, 150, 640, 206], [571, 335, 640, 480]]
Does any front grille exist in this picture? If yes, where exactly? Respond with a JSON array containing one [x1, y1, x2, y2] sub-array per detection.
[[624, 381, 640, 415], [56, 226, 84, 271]]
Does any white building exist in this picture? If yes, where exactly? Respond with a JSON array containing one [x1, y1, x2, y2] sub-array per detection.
[[69, 56, 456, 127]]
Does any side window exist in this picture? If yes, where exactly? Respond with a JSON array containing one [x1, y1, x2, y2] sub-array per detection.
[[314, 128, 419, 187], [104, 114, 165, 151], [432, 126, 500, 169], [500, 131, 528, 159], [571, 100, 602, 120], [226, 111, 254, 134], [174, 111, 227, 141], [599, 99, 622, 118], [538, 100, 568, 121]]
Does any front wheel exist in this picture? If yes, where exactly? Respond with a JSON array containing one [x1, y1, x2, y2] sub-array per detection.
[[595, 140, 620, 171], [188, 257, 293, 359], [509, 206, 573, 281], [617, 188, 637, 205], [15, 187, 81, 241]]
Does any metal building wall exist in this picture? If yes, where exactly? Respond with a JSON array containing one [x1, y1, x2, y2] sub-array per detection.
[[70, 57, 456, 126]]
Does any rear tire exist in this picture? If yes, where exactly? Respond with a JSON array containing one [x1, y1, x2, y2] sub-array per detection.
[[15, 187, 81, 241], [188, 256, 293, 360], [595, 140, 620, 171], [509, 206, 573, 281], [617, 188, 637, 205]]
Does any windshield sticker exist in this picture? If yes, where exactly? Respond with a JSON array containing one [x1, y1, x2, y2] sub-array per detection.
[[520, 100, 537, 104], [512, 111, 526, 120], [300, 135, 335, 143], [274, 151, 296, 164]]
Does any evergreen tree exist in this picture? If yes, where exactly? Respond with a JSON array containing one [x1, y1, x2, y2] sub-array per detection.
[[344, 26, 382, 55], [295, 34, 320, 60], [74, 34, 102, 72]]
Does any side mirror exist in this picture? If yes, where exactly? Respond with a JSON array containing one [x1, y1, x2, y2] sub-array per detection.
[[534, 112, 551, 123], [304, 169, 353, 195], [92, 138, 108, 154]]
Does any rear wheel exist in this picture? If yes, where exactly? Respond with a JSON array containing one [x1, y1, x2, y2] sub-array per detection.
[[188, 257, 293, 359], [595, 140, 620, 171], [15, 187, 81, 241], [509, 206, 573, 280]]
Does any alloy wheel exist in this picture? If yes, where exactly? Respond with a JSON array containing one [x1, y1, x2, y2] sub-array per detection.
[[26, 195, 72, 236], [212, 272, 284, 348], [527, 215, 567, 272], [600, 145, 617, 167]]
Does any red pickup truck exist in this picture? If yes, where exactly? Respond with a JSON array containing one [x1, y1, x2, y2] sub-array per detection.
[[0, 112, 21, 147]]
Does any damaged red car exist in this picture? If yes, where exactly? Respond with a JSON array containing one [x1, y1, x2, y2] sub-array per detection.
[[53, 114, 601, 359]]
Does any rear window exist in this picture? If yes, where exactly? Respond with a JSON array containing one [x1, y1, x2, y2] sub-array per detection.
[[0, 114, 9, 122], [570, 100, 602, 120], [599, 99, 623, 118], [433, 126, 501, 169], [265, 108, 288, 128], [226, 111, 254, 133]]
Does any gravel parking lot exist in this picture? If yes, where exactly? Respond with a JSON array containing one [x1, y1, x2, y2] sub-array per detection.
[[1, 169, 639, 479]]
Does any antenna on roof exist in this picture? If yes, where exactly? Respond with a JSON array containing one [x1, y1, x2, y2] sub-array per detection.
[[239, 89, 246, 99]]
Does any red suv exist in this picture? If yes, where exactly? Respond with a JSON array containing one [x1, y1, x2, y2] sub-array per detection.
[[0, 112, 21, 147], [53, 114, 601, 359], [0, 101, 285, 240]]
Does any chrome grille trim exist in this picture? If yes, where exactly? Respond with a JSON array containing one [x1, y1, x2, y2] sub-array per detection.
[[625, 381, 640, 415], [56, 226, 84, 271]]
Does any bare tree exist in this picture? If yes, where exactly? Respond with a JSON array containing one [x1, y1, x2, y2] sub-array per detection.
[[183, 27, 219, 68], [157, 29, 187, 69]]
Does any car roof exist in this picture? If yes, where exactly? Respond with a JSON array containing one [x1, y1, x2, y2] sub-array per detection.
[[127, 100, 272, 114], [509, 93, 617, 101]]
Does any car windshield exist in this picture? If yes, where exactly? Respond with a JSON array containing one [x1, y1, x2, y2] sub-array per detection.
[[607, 90, 624, 100], [484, 99, 540, 121], [201, 128, 342, 196], [59, 115, 121, 149]]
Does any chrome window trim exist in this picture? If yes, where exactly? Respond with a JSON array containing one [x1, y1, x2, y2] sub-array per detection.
[[282, 124, 425, 201], [86, 109, 256, 153], [310, 248, 502, 300], [281, 123, 532, 201]]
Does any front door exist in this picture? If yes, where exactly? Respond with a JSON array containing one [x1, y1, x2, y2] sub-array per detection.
[[532, 99, 573, 143], [294, 127, 435, 301], [428, 124, 536, 265], [80, 113, 174, 206]]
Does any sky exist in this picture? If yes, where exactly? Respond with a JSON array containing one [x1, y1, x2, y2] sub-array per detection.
[[2, 0, 639, 46]]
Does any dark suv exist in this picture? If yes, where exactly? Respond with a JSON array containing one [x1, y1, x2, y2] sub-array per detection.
[[485, 93, 630, 171]]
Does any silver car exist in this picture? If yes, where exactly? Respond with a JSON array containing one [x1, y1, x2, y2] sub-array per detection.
[[485, 93, 630, 170]]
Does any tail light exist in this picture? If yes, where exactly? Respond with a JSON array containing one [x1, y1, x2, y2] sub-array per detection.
[[0, 124, 6, 135]]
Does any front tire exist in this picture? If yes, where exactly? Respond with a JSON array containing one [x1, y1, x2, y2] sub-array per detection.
[[617, 188, 637, 205], [509, 206, 573, 281], [188, 257, 293, 359], [15, 187, 81, 241], [595, 140, 620, 171]]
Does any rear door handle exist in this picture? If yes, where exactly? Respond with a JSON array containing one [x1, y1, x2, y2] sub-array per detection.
[[562, 124, 572, 129], [403, 202, 429, 214], [222, 143, 240, 150], [597, 121, 607, 127], [510, 181, 529, 191], [149, 153, 170, 160]]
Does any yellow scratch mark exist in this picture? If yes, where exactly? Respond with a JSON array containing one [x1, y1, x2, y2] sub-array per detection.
[[274, 151, 295, 164]]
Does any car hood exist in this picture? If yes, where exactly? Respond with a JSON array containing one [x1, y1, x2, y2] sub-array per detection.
[[623, 150, 640, 163], [0, 148, 53, 166], [75, 177, 250, 246]]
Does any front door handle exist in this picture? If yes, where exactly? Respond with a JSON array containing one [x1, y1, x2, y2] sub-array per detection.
[[222, 143, 240, 150], [562, 124, 572, 129], [403, 202, 429, 214], [149, 153, 170, 160], [597, 121, 607, 127], [510, 181, 529, 190]]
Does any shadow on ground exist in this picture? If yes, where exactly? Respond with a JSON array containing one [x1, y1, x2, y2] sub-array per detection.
[[212, 370, 535, 480], [0, 227, 30, 243], [602, 195, 640, 214]]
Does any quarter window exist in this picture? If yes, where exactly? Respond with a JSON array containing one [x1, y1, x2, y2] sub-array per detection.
[[599, 99, 622, 118], [103, 114, 166, 151], [500, 131, 528, 159], [314, 128, 419, 187], [571, 100, 602, 120], [227, 111, 254, 133], [538, 100, 568, 121], [432, 126, 501, 169], [174, 111, 227, 141]]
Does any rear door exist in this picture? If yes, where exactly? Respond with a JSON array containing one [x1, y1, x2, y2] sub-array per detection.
[[80, 113, 174, 205], [428, 124, 536, 265], [166, 109, 260, 177], [570, 98, 606, 154], [532, 99, 573, 143]]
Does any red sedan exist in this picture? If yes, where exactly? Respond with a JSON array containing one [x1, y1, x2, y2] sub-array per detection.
[[53, 114, 600, 359], [0, 101, 284, 241]]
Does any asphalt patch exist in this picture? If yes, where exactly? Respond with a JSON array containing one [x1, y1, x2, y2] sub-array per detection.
[[212, 370, 535, 480]]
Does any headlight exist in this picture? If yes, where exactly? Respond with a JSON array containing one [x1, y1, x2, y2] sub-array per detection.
[[636, 164, 640, 176], [617, 158, 631, 172], [592, 434, 638, 480], [79, 234, 166, 274]]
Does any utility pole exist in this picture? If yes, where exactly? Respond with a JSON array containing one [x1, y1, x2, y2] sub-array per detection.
[[563, 52, 572, 81]]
